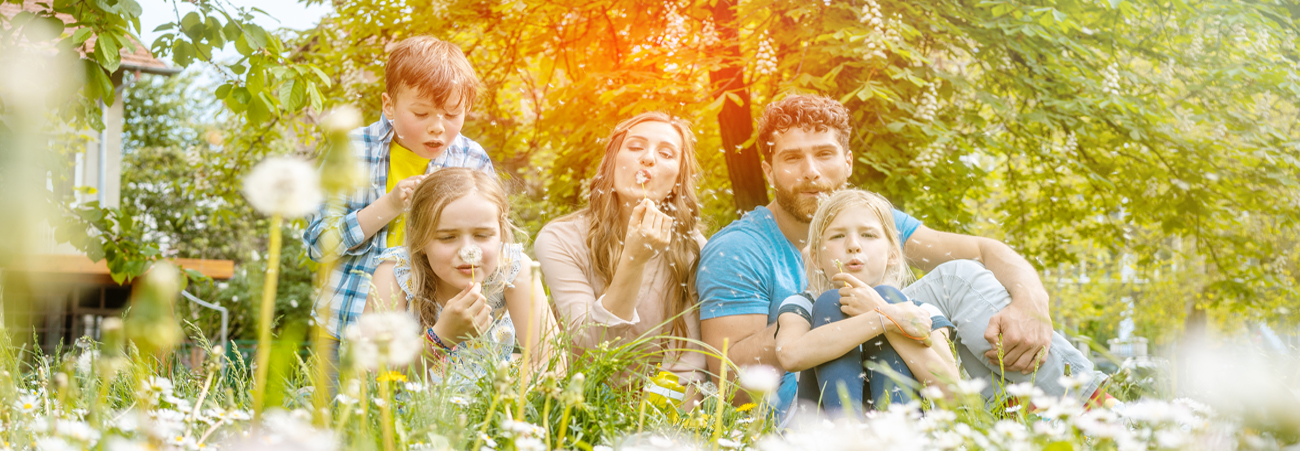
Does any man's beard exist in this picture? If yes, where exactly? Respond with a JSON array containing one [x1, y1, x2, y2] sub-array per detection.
[[774, 180, 837, 223]]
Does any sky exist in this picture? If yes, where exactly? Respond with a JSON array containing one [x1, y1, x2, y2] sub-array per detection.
[[137, 0, 333, 65]]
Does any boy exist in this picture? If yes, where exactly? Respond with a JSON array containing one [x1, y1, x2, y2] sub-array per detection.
[[305, 36, 494, 340]]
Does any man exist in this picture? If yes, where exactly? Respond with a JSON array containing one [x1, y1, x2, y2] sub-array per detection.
[[696, 94, 1105, 416]]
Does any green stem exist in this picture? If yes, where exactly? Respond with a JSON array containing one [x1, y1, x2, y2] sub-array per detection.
[[710, 339, 729, 446], [252, 213, 283, 418], [471, 393, 502, 451], [378, 360, 395, 451], [541, 397, 552, 450], [555, 404, 573, 450]]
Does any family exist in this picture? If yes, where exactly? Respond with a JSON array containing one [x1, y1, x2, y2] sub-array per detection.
[[305, 36, 1110, 419]]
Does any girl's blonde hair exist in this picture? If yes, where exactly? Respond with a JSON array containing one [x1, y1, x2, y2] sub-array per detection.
[[560, 112, 703, 340], [404, 168, 519, 328], [806, 189, 911, 295]]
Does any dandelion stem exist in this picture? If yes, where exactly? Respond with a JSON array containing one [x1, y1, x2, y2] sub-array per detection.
[[710, 338, 730, 446], [190, 370, 216, 425], [252, 213, 283, 418], [378, 358, 396, 451], [472, 392, 503, 451], [541, 397, 552, 450], [515, 264, 542, 419], [555, 404, 573, 450]]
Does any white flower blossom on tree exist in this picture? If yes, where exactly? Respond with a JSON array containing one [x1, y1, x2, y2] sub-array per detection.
[[243, 157, 324, 218]]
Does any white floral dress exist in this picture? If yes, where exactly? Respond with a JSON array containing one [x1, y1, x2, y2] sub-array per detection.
[[381, 243, 523, 385]]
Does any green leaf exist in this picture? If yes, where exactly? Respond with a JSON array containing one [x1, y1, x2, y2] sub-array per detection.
[[307, 82, 323, 112], [181, 12, 203, 40], [214, 83, 232, 99], [95, 31, 122, 73], [205, 17, 226, 48], [152, 22, 175, 32], [172, 40, 195, 67], [225, 87, 251, 113], [278, 79, 296, 109], [234, 34, 252, 57], [72, 27, 93, 45], [289, 80, 307, 111], [222, 21, 242, 41], [247, 93, 270, 123], [309, 65, 331, 86], [242, 24, 269, 50], [248, 67, 265, 93]]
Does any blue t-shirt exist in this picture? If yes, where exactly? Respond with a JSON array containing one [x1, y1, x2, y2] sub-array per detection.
[[697, 206, 922, 322], [695, 205, 922, 416]]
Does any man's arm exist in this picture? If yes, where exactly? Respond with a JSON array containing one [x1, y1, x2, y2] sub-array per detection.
[[903, 226, 1052, 373], [701, 314, 778, 404]]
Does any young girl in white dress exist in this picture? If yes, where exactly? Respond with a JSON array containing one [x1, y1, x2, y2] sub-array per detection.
[[366, 168, 558, 384]]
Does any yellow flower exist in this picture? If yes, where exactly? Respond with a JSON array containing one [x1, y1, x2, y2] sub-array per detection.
[[377, 371, 407, 383], [736, 403, 757, 413]]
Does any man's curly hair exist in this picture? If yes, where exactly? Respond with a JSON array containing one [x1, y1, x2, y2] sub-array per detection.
[[756, 95, 852, 162]]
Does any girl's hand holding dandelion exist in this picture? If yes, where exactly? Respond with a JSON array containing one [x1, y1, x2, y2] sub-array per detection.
[[430, 280, 491, 346], [833, 272, 932, 345]]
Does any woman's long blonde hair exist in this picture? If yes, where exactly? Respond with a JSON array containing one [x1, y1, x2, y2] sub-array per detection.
[[806, 189, 911, 295], [561, 112, 703, 340], [404, 168, 518, 328]]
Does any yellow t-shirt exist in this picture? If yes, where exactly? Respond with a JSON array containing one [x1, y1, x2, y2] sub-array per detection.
[[386, 142, 431, 246]]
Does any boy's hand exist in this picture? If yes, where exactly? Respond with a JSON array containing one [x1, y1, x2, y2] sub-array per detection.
[[432, 282, 491, 345], [834, 273, 889, 316], [383, 174, 427, 213]]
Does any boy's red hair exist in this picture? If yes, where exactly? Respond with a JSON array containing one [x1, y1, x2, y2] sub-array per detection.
[[385, 36, 481, 109]]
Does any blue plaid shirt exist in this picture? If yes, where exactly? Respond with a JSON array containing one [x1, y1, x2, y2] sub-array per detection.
[[304, 115, 494, 338]]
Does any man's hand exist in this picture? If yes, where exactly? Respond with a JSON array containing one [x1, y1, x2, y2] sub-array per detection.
[[983, 301, 1052, 373]]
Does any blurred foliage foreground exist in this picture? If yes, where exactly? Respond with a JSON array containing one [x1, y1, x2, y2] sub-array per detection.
[[1, 0, 1299, 449]]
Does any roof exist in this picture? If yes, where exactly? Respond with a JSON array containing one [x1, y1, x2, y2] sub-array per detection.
[[25, 255, 236, 283], [1, 1, 180, 75]]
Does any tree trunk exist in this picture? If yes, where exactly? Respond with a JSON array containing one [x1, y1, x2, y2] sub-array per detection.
[[707, 0, 768, 213]]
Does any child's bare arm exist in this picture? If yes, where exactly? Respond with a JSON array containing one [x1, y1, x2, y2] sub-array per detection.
[[884, 328, 960, 399], [356, 175, 426, 239], [774, 312, 889, 372], [505, 255, 563, 370], [365, 261, 408, 314]]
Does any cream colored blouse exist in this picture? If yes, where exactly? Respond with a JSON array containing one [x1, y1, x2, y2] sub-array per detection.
[[534, 214, 707, 385]]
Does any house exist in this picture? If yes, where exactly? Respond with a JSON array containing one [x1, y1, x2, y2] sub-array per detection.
[[2, 1, 233, 353]]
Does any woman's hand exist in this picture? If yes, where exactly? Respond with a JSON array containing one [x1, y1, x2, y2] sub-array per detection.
[[878, 302, 933, 346], [622, 199, 674, 265], [431, 282, 491, 345], [833, 272, 890, 317]]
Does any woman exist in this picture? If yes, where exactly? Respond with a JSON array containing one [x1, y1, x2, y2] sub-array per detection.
[[534, 112, 707, 399]]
